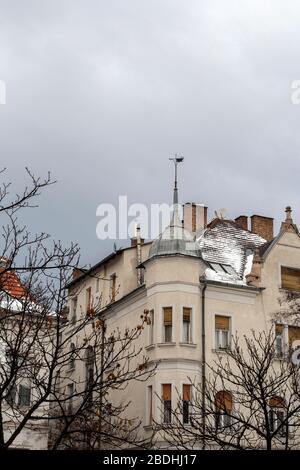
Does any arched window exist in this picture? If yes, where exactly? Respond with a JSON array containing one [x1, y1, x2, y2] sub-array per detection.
[[269, 396, 286, 436], [215, 390, 233, 429]]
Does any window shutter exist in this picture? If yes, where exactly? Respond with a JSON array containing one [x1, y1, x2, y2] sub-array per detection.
[[269, 396, 285, 408], [162, 384, 171, 401], [163, 307, 172, 326], [215, 315, 230, 331], [215, 390, 232, 411], [281, 267, 300, 291], [288, 326, 300, 346], [183, 307, 191, 322], [275, 324, 284, 335], [183, 384, 191, 401]]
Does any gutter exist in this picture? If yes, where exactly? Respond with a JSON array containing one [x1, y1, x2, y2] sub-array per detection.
[[202, 279, 264, 292]]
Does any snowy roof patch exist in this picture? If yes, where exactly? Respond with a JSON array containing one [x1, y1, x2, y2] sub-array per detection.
[[197, 219, 267, 285]]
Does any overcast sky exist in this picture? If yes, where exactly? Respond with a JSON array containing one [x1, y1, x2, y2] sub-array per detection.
[[0, 0, 300, 267]]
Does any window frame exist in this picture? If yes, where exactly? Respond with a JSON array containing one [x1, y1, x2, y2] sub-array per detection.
[[162, 383, 172, 424], [162, 306, 173, 343], [181, 306, 193, 344], [214, 314, 231, 351]]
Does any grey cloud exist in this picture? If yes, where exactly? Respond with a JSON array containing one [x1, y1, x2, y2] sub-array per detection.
[[0, 0, 299, 265]]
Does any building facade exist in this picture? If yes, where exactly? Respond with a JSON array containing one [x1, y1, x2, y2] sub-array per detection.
[[66, 188, 300, 447]]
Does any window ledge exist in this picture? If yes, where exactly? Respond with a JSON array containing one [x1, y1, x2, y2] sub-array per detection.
[[157, 342, 176, 347], [279, 287, 300, 294], [179, 342, 197, 348], [145, 344, 155, 351], [212, 348, 231, 354], [273, 354, 288, 362], [143, 424, 154, 431]]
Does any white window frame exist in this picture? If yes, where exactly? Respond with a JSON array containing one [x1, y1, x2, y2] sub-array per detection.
[[181, 382, 192, 425], [161, 382, 172, 425], [213, 313, 233, 351], [269, 407, 286, 436], [181, 305, 194, 344], [146, 384, 153, 426], [71, 296, 77, 324], [161, 305, 175, 343], [148, 309, 155, 346]]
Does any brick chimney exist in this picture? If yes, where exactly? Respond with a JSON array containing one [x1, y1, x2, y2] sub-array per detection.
[[183, 203, 207, 233], [235, 215, 248, 231], [250, 215, 274, 241]]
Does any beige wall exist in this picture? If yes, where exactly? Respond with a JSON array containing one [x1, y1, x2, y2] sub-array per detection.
[[65, 228, 300, 446]]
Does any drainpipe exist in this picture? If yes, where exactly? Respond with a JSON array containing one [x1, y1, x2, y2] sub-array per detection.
[[200, 280, 207, 450], [136, 225, 143, 285]]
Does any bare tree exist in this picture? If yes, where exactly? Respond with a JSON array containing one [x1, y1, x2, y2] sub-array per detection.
[[159, 330, 300, 450], [0, 168, 154, 450]]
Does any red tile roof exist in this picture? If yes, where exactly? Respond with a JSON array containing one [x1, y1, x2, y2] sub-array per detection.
[[0, 268, 27, 299]]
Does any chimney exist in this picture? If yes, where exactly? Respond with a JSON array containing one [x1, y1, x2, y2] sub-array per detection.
[[183, 203, 207, 233], [250, 215, 274, 241], [235, 215, 248, 231]]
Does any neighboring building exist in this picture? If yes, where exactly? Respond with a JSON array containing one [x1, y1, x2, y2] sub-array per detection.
[[66, 179, 300, 447], [0, 261, 49, 449]]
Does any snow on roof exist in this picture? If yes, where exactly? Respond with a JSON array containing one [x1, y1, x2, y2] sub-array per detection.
[[197, 219, 267, 285]]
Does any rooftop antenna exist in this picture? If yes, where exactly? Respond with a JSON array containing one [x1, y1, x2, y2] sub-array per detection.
[[169, 154, 184, 205]]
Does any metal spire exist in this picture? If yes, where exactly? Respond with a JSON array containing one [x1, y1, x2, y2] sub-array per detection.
[[169, 155, 184, 227], [169, 155, 184, 206]]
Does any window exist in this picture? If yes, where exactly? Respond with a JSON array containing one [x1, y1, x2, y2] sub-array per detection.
[[215, 315, 230, 350], [162, 384, 172, 424], [106, 336, 114, 366], [163, 307, 172, 343], [96, 277, 100, 292], [215, 390, 232, 429], [222, 265, 236, 275], [288, 325, 300, 349], [18, 384, 31, 407], [85, 346, 94, 393], [110, 274, 117, 302], [67, 383, 74, 414], [149, 310, 154, 345], [281, 266, 300, 291], [71, 297, 77, 324], [86, 287, 92, 316], [275, 324, 284, 357], [147, 385, 153, 425], [182, 307, 192, 343], [6, 384, 17, 406], [209, 262, 236, 276], [269, 396, 286, 437], [182, 384, 191, 424], [69, 343, 76, 370]]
